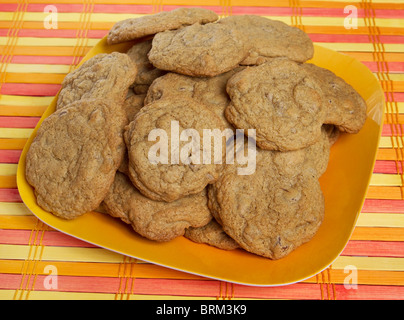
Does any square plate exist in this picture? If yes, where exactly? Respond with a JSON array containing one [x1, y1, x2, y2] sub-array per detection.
[[17, 36, 384, 286]]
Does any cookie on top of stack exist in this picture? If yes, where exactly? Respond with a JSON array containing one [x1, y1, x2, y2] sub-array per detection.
[[25, 8, 367, 259]]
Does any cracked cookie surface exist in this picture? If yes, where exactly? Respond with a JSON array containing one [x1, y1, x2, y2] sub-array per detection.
[[26, 99, 127, 219], [125, 97, 227, 202], [56, 52, 137, 110], [218, 15, 314, 65], [225, 58, 325, 151], [184, 219, 239, 250], [208, 129, 330, 259], [144, 69, 244, 129], [302, 63, 367, 133], [148, 23, 248, 77], [103, 172, 212, 241], [107, 7, 218, 44]]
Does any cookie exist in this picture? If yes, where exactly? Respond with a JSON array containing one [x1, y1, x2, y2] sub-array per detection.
[[56, 52, 137, 110], [218, 15, 314, 65], [26, 99, 127, 219], [103, 172, 212, 242], [122, 92, 145, 122], [126, 40, 166, 94], [144, 69, 244, 129], [118, 93, 145, 175], [225, 58, 325, 151], [124, 97, 228, 202], [148, 23, 248, 77], [302, 63, 367, 133], [184, 219, 239, 250], [107, 7, 219, 45], [208, 129, 330, 259]]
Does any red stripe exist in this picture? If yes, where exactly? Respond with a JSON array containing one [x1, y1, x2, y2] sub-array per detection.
[[0, 28, 107, 39], [334, 284, 404, 300], [0, 83, 60, 96], [0, 229, 97, 247], [233, 282, 324, 299], [0, 4, 18, 12], [362, 199, 404, 213], [0, 189, 22, 202], [373, 160, 402, 174], [0, 116, 39, 128], [342, 240, 404, 257], [230, 6, 404, 19], [10, 55, 77, 65], [27, 4, 84, 13], [0, 150, 22, 163], [382, 124, 404, 137], [310, 34, 404, 44], [389, 93, 404, 102]]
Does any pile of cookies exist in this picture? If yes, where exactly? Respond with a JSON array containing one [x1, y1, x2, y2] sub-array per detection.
[[25, 8, 367, 260]]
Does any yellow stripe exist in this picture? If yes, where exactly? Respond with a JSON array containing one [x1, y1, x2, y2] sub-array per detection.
[[384, 102, 404, 113], [0, 164, 18, 176], [316, 42, 404, 53], [0, 244, 125, 263], [379, 136, 404, 148], [370, 173, 402, 187], [5, 63, 70, 74], [0, 202, 32, 216], [2, 290, 218, 300], [0, 95, 53, 106], [0, 11, 401, 27], [333, 256, 404, 271], [0, 128, 34, 139], [389, 74, 404, 82], [0, 37, 100, 47], [356, 213, 404, 228]]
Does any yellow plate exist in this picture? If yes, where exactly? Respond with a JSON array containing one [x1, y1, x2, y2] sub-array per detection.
[[17, 37, 384, 286]]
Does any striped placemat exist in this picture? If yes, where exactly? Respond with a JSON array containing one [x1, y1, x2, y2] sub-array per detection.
[[0, 0, 403, 300]]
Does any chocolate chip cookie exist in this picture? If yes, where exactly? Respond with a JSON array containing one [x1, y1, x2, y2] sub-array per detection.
[[56, 52, 137, 110], [107, 7, 218, 45], [26, 99, 127, 219], [148, 23, 248, 77], [218, 15, 314, 65], [124, 97, 228, 202], [104, 172, 212, 241]]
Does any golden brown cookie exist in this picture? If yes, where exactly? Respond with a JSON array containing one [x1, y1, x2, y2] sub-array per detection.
[[148, 23, 248, 77], [107, 7, 218, 45], [56, 52, 137, 110], [302, 63, 367, 134], [225, 58, 326, 151], [144, 69, 244, 129], [208, 129, 330, 259], [218, 15, 314, 65], [184, 219, 239, 250], [126, 40, 166, 94], [103, 172, 212, 242], [26, 99, 127, 219], [124, 97, 228, 202]]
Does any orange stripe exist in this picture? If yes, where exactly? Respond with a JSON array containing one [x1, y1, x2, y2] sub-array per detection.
[[351, 227, 404, 241], [343, 52, 404, 62], [0, 46, 92, 57], [305, 269, 404, 286], [4, 73, 65, 85], [366, 186, 403, 200], [0, 138, 27, 150], [0, 105, 47, 117], [0, 175, 17, 189], [377, 149, 404, 161]]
